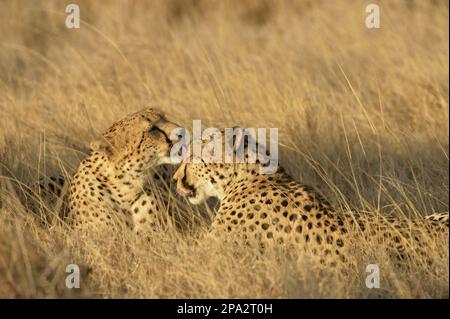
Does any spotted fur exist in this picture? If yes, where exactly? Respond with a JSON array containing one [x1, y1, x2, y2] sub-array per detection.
[[33, 175, 66, 208], [425, 212, 449, 226], [175, 130, 449, 267], [67, 108, 180, 233]]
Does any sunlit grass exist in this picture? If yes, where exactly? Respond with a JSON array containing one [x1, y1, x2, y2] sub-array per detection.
[[0, 0, 448, 298]]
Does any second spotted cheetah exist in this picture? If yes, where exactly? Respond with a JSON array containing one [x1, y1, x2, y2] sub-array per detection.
[[174, 129, 449, 267]]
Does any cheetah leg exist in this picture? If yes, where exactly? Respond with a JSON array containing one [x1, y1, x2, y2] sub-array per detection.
[[130, 192, 167, 235]]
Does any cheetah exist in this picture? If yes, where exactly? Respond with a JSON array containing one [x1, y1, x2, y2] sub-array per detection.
[[66, 107, 182, 234], [32, 166, 180, 230], [425, 212, 449, 226], [31, 174, 67, 223], [174, 129, 449, 267]]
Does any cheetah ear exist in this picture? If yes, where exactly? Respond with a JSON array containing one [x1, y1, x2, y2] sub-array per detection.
[[90, 137, 113, 156], [228, 127, 248, 153], [223, 127, 245, 154], [233, 127, 244, 152], [227, 127, 260, 157]]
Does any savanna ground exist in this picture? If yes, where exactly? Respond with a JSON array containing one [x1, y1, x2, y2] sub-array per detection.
[[0, 0, 448, 298]]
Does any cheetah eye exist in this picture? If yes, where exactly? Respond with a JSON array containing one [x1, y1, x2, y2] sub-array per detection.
[[148, 125, 159, 132]]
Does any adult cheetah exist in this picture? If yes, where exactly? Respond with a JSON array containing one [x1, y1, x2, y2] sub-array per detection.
[[174, 129, 449, 267], [66, 108, 181, 234], [425, 212, 449, 226], [32, 166, 179, 230]]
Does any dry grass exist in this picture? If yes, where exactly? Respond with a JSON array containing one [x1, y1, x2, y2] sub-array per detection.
[[0, 0, 448, 298]]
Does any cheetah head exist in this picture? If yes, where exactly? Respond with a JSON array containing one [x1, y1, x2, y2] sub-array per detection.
[[90, 107, 179, 173], [173, 162, 225, 205], [173, 128, 263, 205]]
